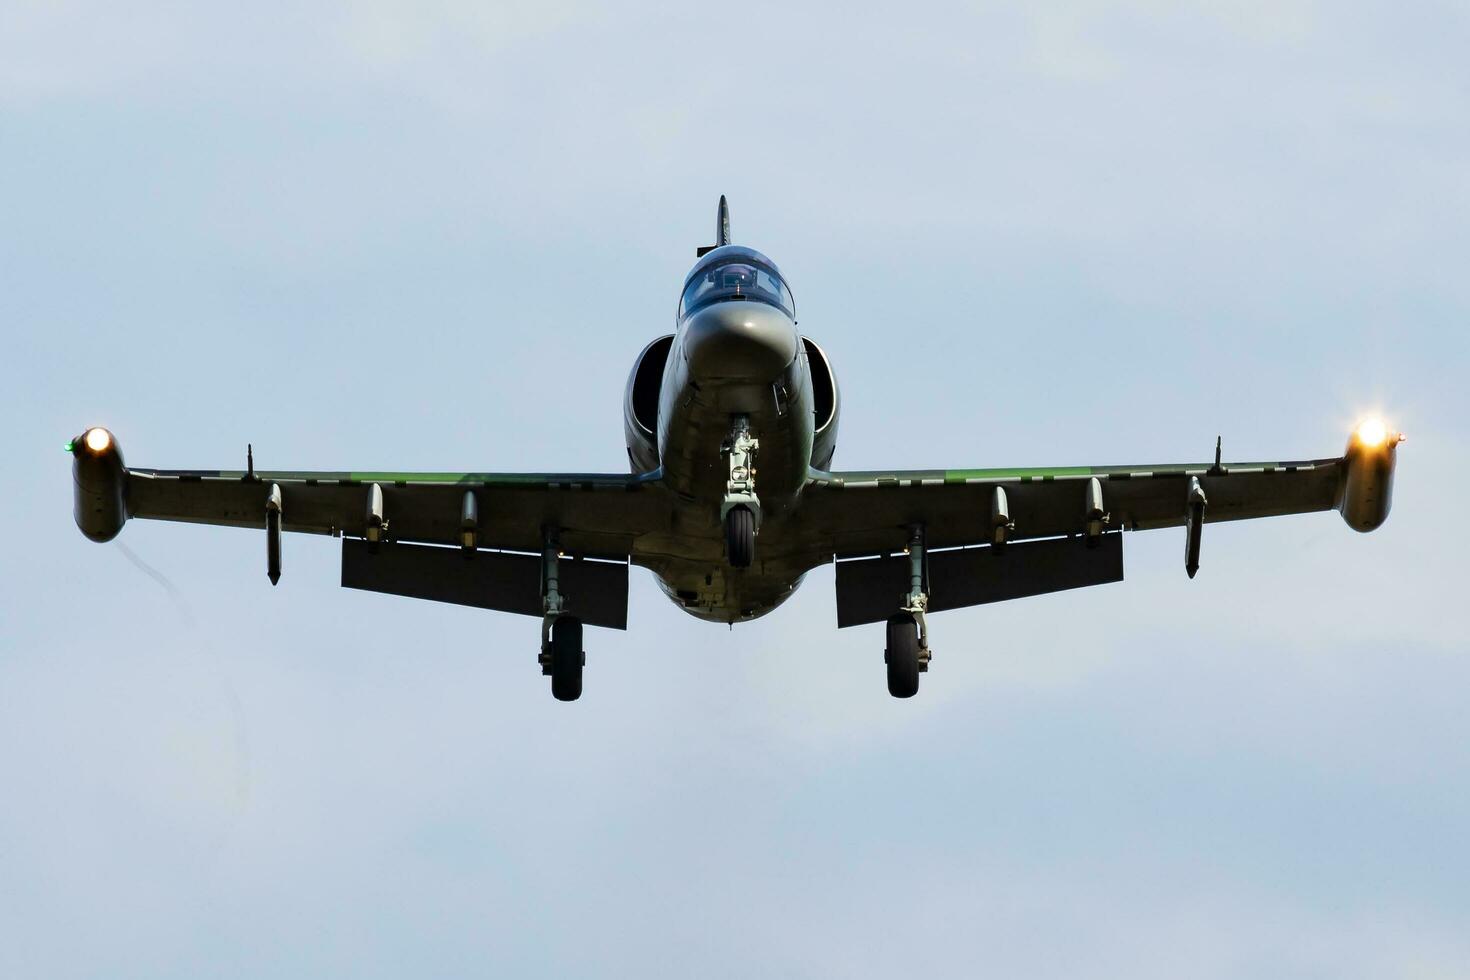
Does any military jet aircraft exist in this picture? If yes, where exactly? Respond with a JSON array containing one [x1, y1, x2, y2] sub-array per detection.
[[71, 197, 1402, 701]]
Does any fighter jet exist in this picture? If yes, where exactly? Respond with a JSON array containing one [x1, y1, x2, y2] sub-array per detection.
[[70, 197, 1403, 700]]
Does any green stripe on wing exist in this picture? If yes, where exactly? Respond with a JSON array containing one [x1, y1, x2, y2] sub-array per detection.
[[137, 469, 647, 488], [944, 466, 1094, 483], [813, 460, 1330, 487]]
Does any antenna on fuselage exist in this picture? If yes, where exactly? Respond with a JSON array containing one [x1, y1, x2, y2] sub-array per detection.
[[696, 195, 731, 257]]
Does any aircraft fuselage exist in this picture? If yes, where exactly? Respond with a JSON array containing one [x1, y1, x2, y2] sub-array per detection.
[[625, 248, 835, 623]]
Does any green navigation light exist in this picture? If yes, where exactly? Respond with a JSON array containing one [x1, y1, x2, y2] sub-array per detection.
[[64, 440, 74, 453]]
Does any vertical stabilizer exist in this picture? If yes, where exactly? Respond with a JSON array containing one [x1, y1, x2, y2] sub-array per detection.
[[716, 195, 731, 246], [698, 195, 732, 256]]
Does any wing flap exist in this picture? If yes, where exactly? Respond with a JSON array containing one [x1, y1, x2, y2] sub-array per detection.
[[835, 534, 1123, 627], [341, 539, 629, 629]]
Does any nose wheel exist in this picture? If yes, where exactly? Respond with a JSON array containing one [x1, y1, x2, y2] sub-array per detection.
[[721, 416, 761, 569], [725, 505, 755, 568]]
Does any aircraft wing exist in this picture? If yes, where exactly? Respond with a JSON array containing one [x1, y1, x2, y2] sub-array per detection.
[[803, 454, 1345, 556], [799, 431, 1400, 627], [125, 465, 668, 559], [72, 428, 672, 629]]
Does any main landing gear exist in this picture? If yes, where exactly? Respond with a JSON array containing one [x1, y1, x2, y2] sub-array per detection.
[[722, 416, 760, 569], [537, 528, 585, 701], [542, 614, 584, 702], [885, 526, 933, 699], [885, 614, 922, 698]]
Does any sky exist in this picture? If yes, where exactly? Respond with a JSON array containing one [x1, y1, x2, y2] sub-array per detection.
[[2, 1, 1468, 976]]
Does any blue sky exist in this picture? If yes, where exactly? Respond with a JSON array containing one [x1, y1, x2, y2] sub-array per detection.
[[2, 2, 1467, 976]]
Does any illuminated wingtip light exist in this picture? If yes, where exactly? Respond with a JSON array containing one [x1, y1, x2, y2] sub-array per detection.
[[83, 427, 112, 453], [1354, 418, 1389, 449]]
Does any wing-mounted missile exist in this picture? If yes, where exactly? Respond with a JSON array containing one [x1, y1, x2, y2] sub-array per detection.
[[70, 427, 127, 542], [1184, 476, 1207, 578], [1339, 418, 1403, 532], [365, 482, 385, 548], [265, 482, 283, 585], [460, 490, 479, 552], [990, 486, 1012, 546], [1084, 477, 1108, 546]]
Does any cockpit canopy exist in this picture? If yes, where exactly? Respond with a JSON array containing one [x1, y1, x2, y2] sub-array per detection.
[[679, 246, 794, 320]]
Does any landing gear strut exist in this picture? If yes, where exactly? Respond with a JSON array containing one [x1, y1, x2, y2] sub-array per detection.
[[721, 416, 761, 569], [537, 527, 585, 701], [886, 525, 933, 698]]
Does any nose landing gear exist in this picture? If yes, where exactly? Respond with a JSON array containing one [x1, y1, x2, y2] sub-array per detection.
[[721, 415, 761, 569]]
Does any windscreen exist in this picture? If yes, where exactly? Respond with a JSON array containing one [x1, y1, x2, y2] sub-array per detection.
[[680, 258, 794, 319]]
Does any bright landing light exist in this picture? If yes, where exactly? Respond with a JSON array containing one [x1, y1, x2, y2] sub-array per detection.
[[83, 427, 112, 452], [1355, 417, 1389, 448]]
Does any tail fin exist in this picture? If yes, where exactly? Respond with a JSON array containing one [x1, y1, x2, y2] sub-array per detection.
[[716, 194, 731, 246], [696, 195, 731, 256]]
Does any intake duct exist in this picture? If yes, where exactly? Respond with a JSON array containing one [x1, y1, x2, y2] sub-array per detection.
[[802, 337, 841, 470], [624, 335, 674, 472]]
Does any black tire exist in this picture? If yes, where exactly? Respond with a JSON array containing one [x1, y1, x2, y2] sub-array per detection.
[[550, 616, 584, 702], [885, 614, 920, 699], [726, 505, 755, 568]]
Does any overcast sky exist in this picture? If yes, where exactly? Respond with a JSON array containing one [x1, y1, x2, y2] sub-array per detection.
[[3, 2, 1467, 977]]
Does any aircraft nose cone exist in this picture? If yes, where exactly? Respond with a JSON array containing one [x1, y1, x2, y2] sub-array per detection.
[[683, 302, 799, 382]]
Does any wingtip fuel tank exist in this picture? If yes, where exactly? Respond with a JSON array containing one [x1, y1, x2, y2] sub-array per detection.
[[71, 426, 127, 542], [1339, 418, 1402, 533]]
